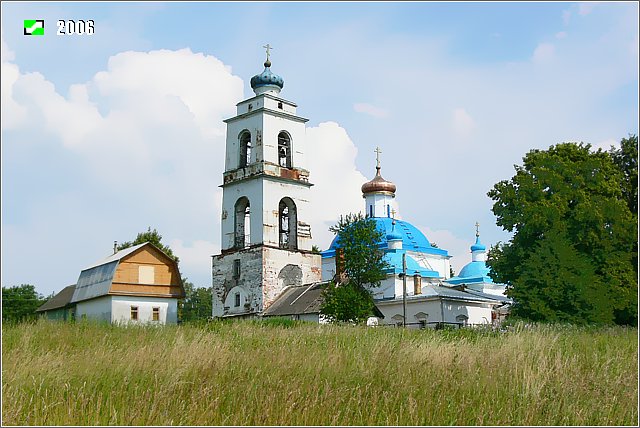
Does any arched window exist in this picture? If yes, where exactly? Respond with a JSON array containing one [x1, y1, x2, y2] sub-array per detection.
[[239, 131, 252, 168], [279, 197, 297, 250], [234, 197, 250, 249], [278, 131, 292, 168], [456, 314, 469, 327]]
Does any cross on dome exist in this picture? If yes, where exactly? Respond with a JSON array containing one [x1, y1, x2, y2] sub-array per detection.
[[475, 221, 480, 237], [263, 43, 273, 62]]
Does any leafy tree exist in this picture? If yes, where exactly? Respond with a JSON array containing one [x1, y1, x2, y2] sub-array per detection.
[[2, 284, 48, 322], [117, 227, 179, 263], [321, 213, 388, 323], [179, 279, 213, 322], [327, 213, 387, 289], [487, 140, 637, 325], [609, 135, 638, 214], [320, 281, 375, 324]]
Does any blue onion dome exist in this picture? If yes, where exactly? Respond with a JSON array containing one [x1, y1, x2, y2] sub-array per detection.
[[250, 59, 284, 93], [470, 236, 486, 252], [387, 220, 402, 241]]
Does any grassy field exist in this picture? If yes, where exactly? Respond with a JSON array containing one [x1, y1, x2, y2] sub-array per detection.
[[1, 320, 637, 426]]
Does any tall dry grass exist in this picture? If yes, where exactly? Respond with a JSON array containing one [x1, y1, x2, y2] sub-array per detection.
[[1, 320, 637, 426]]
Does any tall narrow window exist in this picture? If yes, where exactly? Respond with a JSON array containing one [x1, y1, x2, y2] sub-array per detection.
[[233, 259, 241, 279], [239, 131, 252, 167], [152, 307, 160, 321], [234, 293, 241, 307], [130, 306, 138, 321], [278, 132, 292, 168], [234, 197, 250, 248], [369, 205, 373, 218], [279, 197, 298, 250]]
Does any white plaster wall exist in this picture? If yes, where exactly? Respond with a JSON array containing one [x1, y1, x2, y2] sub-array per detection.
[[321, 256, 335, 281], [262, 179, 313, 251], [262, 247, 321, 310], [225, 114, 264, 171], [224, 285, 250, 315], [220, 179, 264, 250], [75, 296, 112, 322], [408, 251, 450, 279], [111, 295, 177, 325], [262, 111, 308, 170], [376, 298, 493, 328], [363, 193, 395, 218]]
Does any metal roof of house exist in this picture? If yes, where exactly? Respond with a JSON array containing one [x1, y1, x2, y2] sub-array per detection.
[[36, 285, 76, 312], [262, 282, 328, 317], [70, 242, 176, 304]]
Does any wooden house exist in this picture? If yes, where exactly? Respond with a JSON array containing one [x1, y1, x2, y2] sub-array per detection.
[[37, 242, 185, 324]]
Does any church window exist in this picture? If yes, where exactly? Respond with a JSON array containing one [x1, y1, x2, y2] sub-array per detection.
[[233, 259, 241, 279], [277, 102, 283, 109], [239, 131, 252, 167], [234, 292, 241, 307], [234, 197, 251, 249], [278, 132, 292, 168], [248, 104, 253, 111], [413, 275, 422, 295], [130, 306, 138, 321], [387, 205, 390, 217], [152, 307, 160, 321], [369, 205, 373, 218], [456, 314, 469, 327], [279, 197, 298, 250]]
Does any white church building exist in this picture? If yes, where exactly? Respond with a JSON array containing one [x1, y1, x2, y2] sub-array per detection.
[[211, 48, 510, 326]]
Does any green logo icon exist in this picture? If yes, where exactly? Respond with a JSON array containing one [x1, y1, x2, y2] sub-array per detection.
[[24, 20, 44, 36]]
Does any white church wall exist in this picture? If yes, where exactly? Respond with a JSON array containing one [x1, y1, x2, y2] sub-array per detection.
[[212, 246, 264, 317], [364, 193, 394, 218], [376, 298, 493, 328], [407, 250, 450, 279], [220, 179, 264, 250], [262, 247, 321, 310], [262, 112, 308, 171], [262, 179, 313, 251], [224, 114, 264, 171]]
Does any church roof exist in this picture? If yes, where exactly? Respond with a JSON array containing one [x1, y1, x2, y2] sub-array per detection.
[[250, 60, 284, 91], [322, 217, 449, 258], [361, 166, 396, 194]]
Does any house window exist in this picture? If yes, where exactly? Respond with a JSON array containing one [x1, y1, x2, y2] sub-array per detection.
[[233, 259, 241, 279], [239, 131, 252, 167], [413, 275, 422, 295], [277, 131, 292, 168], [131, 306, 138, 321], [234, 293, 241, 307], [139, 265, 155, 284], [279, 198, 297, 250], [152, 307, 160, 321]]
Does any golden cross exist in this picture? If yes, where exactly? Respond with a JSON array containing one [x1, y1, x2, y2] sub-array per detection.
[[375, 146, 382, 169], [263, 44, 273, 61], [475, 221, 480, 237]]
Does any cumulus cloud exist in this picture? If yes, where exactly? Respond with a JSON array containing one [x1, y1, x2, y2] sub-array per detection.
[[306, 121, 370, 248], [532, 42, 555, 63], [416, 226, 475, 275], [353, 102, 389, 118], [555, 31, 568, 39]]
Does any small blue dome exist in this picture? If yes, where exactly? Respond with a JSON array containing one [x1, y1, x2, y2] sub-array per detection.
[[458, 261, 491, 279], [387, 223, 402, 241], [470, 236, 486, 252], [250, 60, 284, 91]]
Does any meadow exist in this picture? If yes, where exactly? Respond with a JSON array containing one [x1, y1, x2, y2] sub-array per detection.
[[1, 319, 637, 426]]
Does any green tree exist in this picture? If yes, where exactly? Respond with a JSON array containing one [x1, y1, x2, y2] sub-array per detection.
[[2, 284, 48, 322], [117, 227, 179, 263], [487, 141, 637, 325], [609, 135, 638, 214], [320, 281, 375, 324], [179, 279, 213, 322], [321, 213, 388, 323]]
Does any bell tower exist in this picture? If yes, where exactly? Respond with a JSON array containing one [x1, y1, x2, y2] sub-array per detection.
[[212, 46, 321, 318]]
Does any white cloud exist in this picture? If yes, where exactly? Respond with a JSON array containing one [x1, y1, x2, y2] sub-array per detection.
[[353, 102, 389, 118], [590, 138, 617, 152], [306, 121, 370, 248], [555, 31, 568, 39], [452, 107, 475, 139], [532, 42, 555, 63], [579, 2, 597, 16], [416, 226, 474, 275], [170, 239, 219, 283]]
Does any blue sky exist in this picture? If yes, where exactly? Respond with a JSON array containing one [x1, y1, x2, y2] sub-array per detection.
[[2, 1, 638, 297]]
